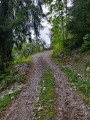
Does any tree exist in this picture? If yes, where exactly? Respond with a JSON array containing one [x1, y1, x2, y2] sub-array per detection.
[[67, 0, 90, 47], [45, 0, 90, 56], [45, 0, 68, 56], [0, 0, 44, 71]]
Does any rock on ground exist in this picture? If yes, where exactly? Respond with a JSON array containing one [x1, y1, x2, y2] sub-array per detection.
[[0, 51, 89, 120]]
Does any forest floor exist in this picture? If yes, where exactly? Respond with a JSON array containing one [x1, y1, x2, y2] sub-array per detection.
[[0, 51, 89, 120]]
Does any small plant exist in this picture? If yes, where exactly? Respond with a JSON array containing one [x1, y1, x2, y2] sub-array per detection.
[[7, 77, 17, 84], [0, 80, 6, 89], [18, 72, 25, 83], [14, 55, 32, 65]]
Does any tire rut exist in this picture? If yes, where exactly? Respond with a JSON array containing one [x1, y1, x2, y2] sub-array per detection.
[[0, 51, 89, 120]]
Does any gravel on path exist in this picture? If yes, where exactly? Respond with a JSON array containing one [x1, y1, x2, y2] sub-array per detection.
[[0, 51, 89, 120]]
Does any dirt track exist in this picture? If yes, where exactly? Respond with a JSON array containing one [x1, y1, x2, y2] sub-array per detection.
[[1, 51, 89, 120]]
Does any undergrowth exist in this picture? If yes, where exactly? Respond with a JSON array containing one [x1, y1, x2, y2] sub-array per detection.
[[34, 71, 56, 120], [60, 66, 90, 105], [0, 90, 20, 114], [52, 51, 90, 105], [14, 55, 32, 65], [0, 66, 26, 115], [0, 68, 25, 90]]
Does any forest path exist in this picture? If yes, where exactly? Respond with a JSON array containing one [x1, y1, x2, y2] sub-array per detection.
[[1, 51, 89, 120]]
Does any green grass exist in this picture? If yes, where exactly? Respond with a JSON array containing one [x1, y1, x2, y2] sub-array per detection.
[[0, 72, 26, 90], [0, 90, 20, 114], [17, 72, 26, 83], [0, 64, 26, 115], [52, 57, 90, 105], [60, 66, 90, 104], [0, 54, 30, 90], [34, 71, 56, 120]]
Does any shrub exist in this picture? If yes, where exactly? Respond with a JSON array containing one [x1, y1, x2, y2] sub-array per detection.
[[14, 55, 32, 65], [80, 34, 90, 52], [83, 34, 90, 42], [80, 42, 90, 52], [51, 42, 64, 57]]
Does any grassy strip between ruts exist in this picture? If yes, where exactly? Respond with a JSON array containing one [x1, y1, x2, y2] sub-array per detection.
[[34, 70, 56, 120], [52, 58, 90, 105]]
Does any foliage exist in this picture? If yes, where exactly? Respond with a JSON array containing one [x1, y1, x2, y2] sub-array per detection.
[[0, 67, 26, 90], [45, 0, 70, 57], [34, 71, 56, 120], [13, 40, 46, 64], [83, 34, 90, 42], [18, 72, 26, 83], [80, 42, 90, 53], [0, 90, 20, 114], [51, 42, 64, 57], [0, 0, 45, 71], [45, 0, 90, 56], [67, 0, 90, 47], [20, 42, 37, 58], [80, 34, 90, 52], [14, 55, 32, 65]]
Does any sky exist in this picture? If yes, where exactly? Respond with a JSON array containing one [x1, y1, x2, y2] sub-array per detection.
[[30, 5, 51, 46], [40, 5, 51, 46]]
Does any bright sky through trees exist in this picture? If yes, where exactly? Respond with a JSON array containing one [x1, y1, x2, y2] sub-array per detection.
[[40, 0, 72, 46]]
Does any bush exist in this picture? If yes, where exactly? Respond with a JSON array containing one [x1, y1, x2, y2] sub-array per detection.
[[80, 42, 90, 52], [14, 55, 32, 65], [51, 42, 64, 57], [21, 42, 37, 58], [80, 34, 90, 52], [83, 34, 90, 42]]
